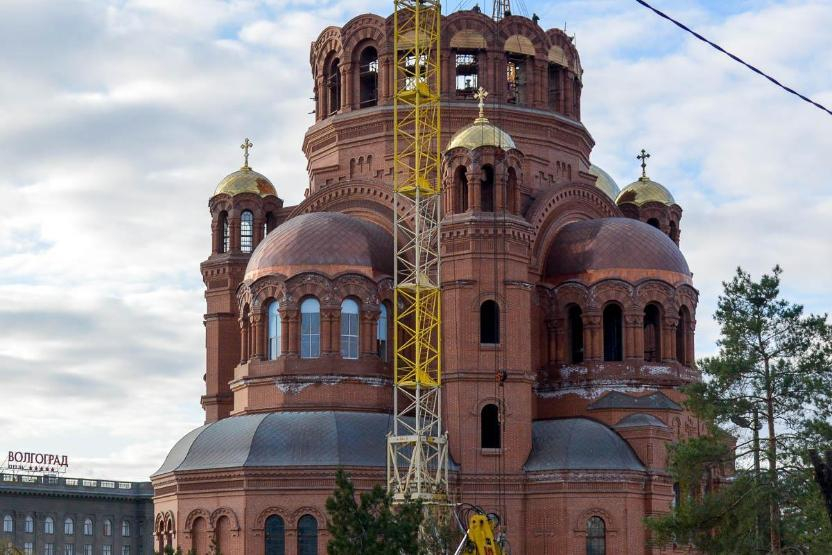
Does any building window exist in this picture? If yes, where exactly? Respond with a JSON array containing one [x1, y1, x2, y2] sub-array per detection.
[[82, 547, 91, 555], [603, 304, 623, 362], [568, 305, 584, 363], [647, 218, 660, 229], [677, 306, 690, 365], [44, 544, 54, 555], [241, 210, 254, 254], [358, 46, 378, 107], [644, 303, 662, 362], [268, 300, 281, 360], [454, 166, 469, 213], [586, 516, 606, 555], [403, 52, 427, 91], [64, 545, 74, 555], [3, 515, 12, 533], [121, 546, 129, 555], [301, 298, 321, 359], [24, 543, 33, 555], [103, 520, 112, 537], [480, 300, 499, 344], [506, 55, 526, 105], [481, 404, 501, 449], [101, 546, 111, 555], [506, 167, 518, 214], [672, 481, 681, 508], [326, 57, 341, 115], [83, 519, 92, 536], [341, 298, 360, 359], [377, 303, 389, 362], [297, 515, 318, 555], [547, 63, 563, 111], [65, 518, 74, 535], [121, 520, 130, 538], [25, 516, 33, 534], [455, 51, 478, 96], [264, 515, 285, 555], [45, 517, 54, 535], [481, 165, 495, 212], [219, 212, 230, 253]]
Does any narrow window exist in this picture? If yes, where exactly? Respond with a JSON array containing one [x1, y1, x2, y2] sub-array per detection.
[[264, 515, 285, 555], [455, 51, 478, 96], [25, 516, 34, 534], [301, 298, 321, 359], [480, 300, 499, 344], [297, 515, 318, 555], [481, 404, 501, 449], [643, 304, 662, 362], [2, 515, 12, 533], [45, 517, 54, 535], [647, 218, 660, 229], [83, 546, 91, 555], [121, 547, 129, 555], [64, 545, 74, 555], [672, 481, 681, 508], [121, 521, 130, 538], [506, 55, 526, 105], [102, 545, 112, 555], [677, 307, 689, 365], [44, 544, 54, 555], [358, 47, 378, 107], [268, 301, 281, 360], [506, 167, 518, 213], [83, 519, 92, 536], [241, 210, 254, 254], [586, 517, 606, 555], [103, 520, 112, 537], [568, 305, 584, 363], [481, 165, 495, 212], [547, 63, 563, 111], [341, 299, 360, 359], [24, 543, 33, 555], [326, 57, 341, 115], [65, 518, 74, 535], [220, 212, 230, 253], [265, 212, 276, 234], [455, 166, 469, 213], [377, 303, 389, 362], [403, 52, 427, 91], [603, 304, 623, 361]]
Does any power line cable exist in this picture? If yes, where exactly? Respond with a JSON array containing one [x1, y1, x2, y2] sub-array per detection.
[[635, 0, 832, 118]]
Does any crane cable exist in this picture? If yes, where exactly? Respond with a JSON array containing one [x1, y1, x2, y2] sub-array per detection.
[[635, 0, 832, 118]]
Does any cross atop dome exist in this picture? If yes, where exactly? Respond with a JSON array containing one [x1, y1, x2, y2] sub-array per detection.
[[241, 138, 253, 169], [637, 148, 651, 179], [474, 87, 489, 119]]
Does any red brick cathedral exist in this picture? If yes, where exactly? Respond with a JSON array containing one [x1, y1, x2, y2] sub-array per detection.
[[153, 9, 708, 555]]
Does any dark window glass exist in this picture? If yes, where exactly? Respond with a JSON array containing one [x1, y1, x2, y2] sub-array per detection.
[[297, 515, 318, 555], [481, 165, 495, 212], [264, 515, 285, 555], [569, 306, 584, 363], [480, 300, 499, 344], [326, 58, 341, 115], [586, 517, 605, 555], [643, 304, 662, 362], [676, 307, 689, 365], [455, 51, 478, 95], [647, 218, 660, 229], [455, 166, 468, 213], [481, 404, 500, 449], [359, 47, 378, 107], [603, 304, 623, 361]]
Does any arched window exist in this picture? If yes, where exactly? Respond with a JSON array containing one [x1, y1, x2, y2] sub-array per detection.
[[340, 299, 360, 359], [358, 46, 378, 107], [677, 306, 690, 365], [297, 515, 318, 555], [586, 516, 606, 555], [481, 165, 495, 212], [301, 298, 321, 359], [326, 57, 341, 115], [481, 404, 501, 449], [220, 212, 230, 253], [480, 300, 499, 344], [64, 518, 74, 535], [25, 516, 33, 533], [44, 517, 54, 535], [647, 218, 660, 229], [506, 167, 518, 213], [455, 50, 478, 95], [103, 519, 112, 537], [83, 519, 93, 536], [644, 303, 662, 362], [568, 305, 584, 363], [3, 515, 12, 533], [268, 300, 281, 360], [240, 210, 254, 254], [215, 516, 230, 553], [603, 304, 623, 361], [265, 212, 276, 235], [455, 166, 469, 213], [121, 520, 130, 537], [548, 63, 563, 111], [377, 303, 389, 362], [191, 517, 208, 555], [264, 515, 285, 555], [506, 54, 527, 105]]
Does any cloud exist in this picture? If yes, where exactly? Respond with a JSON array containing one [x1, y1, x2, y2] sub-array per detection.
[[0, 0, 830, 480]]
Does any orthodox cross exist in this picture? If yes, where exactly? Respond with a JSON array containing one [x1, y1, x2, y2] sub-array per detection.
[[637, 148, 650, 178], [474, 87, 489, 118], [241, 138, 253, 168]]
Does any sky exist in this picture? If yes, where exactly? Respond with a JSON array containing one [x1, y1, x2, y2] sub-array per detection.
[[0, 0, 830, 481]]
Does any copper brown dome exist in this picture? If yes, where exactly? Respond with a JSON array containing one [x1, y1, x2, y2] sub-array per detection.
[[544, 218, 691, 284], [244, 212, 393, 282]]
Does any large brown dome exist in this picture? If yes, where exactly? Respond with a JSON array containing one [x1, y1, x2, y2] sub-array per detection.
[[544, 217, 691, 284], [244, 212, 393, 282]]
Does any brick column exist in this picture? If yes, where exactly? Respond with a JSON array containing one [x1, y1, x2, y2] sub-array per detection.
[[624, 313, 641, 363], [342, 62, 353, 110], [282, 309, 298, 356], [361, 309, 378, 357], [239, 318, 249, 363], [663, 316, 679, 363], [252, 314, 264, 360], [229, 212, 241, 254], [546, 318, 560, 366], [583, 313, 602, 362], [322, 308, 339, 356]]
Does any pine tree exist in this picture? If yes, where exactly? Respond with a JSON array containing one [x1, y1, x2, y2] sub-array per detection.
[[647, 266, 832, 554]]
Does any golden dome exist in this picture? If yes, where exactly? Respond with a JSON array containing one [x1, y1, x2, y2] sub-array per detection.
[[447, 116, 516, 151], [616, 177, 675, 207], [589, 164, 620, 199], [214, 166, 277, 198]]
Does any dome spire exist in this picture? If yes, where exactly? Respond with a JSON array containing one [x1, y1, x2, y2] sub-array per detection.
[[637, 148, 651, 179], [241, 138, 253, 169], [474, 86, 489, 120]]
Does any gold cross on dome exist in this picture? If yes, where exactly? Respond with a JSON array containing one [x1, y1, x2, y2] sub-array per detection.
[[637, 148, 651, 178], [241, 138, 253, 168], [473, 87, 489, 118]]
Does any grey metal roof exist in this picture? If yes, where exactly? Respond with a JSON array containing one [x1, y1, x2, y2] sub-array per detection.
[[614, 413, 669, 429], [524, 418, 645, 472], [153, 411, 396, 476], [588, 391, 682, 411]]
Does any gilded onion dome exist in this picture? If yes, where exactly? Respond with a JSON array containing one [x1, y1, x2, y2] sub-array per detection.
[[213, 138, 277, 198], [447, 87, 516, 151], [589, 164, 620, 199], [615, 176, 675, 207]]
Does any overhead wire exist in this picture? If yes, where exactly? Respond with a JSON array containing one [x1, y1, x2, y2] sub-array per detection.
[[635, 0, 832, 118]]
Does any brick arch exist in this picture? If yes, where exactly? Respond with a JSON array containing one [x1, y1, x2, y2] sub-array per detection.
[[588, 280, 634, 312], [573, 507, 618, 534], [634, 280, 677, 309], [164, 512, 175, 534], [498, 16, 550, 57], [249, 276, 290, 311], [291, 507, 326, 529], [342, 14, 386, 54], [253, 506, 291, 534], [285, 273, 335, 307], [442, 10, 496, 48], [468, 291, 507, 313], [209, 508, 240, 534], [289, 181, 402, 235], [184, 509, 212, 535], [332, 273, 380, 305], [552, 281, 589, 314], [154, 513, 165, 534], [311, 26, 343, 74]]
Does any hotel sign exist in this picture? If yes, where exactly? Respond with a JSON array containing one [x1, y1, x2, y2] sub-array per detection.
[[5, 451, 69, 474]]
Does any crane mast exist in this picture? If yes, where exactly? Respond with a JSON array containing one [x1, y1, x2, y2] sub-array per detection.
[[386, 0, 448, 504]]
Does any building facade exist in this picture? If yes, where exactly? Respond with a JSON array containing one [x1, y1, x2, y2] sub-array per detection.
[[0, 474, 153, 555], [152, 9, 719, 555]]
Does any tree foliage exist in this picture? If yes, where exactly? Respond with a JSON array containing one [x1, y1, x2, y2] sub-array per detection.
[[647, 266, 832, 554]]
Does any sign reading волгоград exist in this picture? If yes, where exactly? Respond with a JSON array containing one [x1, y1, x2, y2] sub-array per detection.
[[4, 450, 69, 474]]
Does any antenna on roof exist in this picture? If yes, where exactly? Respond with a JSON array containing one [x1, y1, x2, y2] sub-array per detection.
[[492, 0, 510, 20]]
